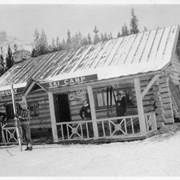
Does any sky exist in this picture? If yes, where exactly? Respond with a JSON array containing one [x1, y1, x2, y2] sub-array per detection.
[[1, 1, 180, 43]]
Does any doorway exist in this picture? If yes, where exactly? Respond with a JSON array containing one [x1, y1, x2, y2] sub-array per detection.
[[54, 93, 71, 123]]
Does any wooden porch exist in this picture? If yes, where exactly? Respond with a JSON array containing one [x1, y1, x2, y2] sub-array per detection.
[[0, 74, 159, 145], [55, 112, 157, 142]]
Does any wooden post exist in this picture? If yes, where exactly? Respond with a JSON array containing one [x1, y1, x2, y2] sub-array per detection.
[[48, 91, 58, 142], [10, 84, 22, 151], [87, 86, 99, 139], [134, 77, 147, 136]]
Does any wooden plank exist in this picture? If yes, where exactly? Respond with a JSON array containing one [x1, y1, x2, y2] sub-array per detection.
[[132, 31, 149, 63], [94, 40, 116, 68], [148, 28, 164, 63], [119, 34, 137, 64], [87, 86, 99, 139], [141, 29, 157, 63], [48, 92, 58, 142], [134, 77, 146, 136], [108, 37, 125, 65], [112, 35, 132, 65], [105, 39, 123, 66], [125, 32, 144, 64], [24, 81, 36, 97], [164, 117, 174, 124], [155, 27, 171, 62], [141, 74, 159, 98], [163, 26, 179, 63]]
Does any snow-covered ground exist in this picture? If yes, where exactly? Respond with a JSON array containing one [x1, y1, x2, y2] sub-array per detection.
[[0, 129, 180, 177]]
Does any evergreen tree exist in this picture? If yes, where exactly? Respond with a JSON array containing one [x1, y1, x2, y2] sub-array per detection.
[[121, 23, 129, 36], [56, 36, 61, 50], [81, 36, 88, 46], [103, 33, 108, 41], [51, 38, 56, 52], [87, 33, 92, 44], [66, 30, 72, 50], [32, 28, 40, 57], [61, 39, 66, 50], [117, 32, 121, 38], [108, 32, 113, 40], [101, 33, 105, 42], [130, 8, 139, 34], [93, 26, 100, 44], [39, 29, 49, 55], [33, 28, 40, 50], [71, 32, 81, 50], [0, 47, 4, 76], [6, 45, 14, 70]]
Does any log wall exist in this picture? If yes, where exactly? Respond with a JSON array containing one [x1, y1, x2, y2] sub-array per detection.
[[0, 72, 175, 136], [0, 90, 51, 129], [152, 73, 174, 126]]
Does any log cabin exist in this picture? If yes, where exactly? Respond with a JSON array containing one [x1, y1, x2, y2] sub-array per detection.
[[1, 25, 180, 144]]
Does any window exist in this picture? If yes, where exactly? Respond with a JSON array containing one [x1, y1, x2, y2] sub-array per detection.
[[6, 104, 14, 119], [28, 102, 39, 117], [5, 101, 39, 119], [95, 87, 134, 109]]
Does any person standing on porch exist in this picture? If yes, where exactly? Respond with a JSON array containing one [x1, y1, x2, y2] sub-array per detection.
[[0, 104, 7, 124], [79, 99, 91, 120], [16, 100, 33, 151], [115, 92, 126, 117]]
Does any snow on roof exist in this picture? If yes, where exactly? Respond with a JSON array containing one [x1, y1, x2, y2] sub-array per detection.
[[0, 25, 179, 90]]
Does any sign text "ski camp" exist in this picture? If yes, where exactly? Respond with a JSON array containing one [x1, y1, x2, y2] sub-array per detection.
[[48, 74, 98, 88]]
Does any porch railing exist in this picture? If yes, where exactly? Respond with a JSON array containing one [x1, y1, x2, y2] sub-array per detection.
[[0, 112, 157, 144], [56, 112, 156, 142], [56, 120, 94, 141], [96, 115, 140, 138], [0, 122, 19, 145], [144, 112, 157, 133]]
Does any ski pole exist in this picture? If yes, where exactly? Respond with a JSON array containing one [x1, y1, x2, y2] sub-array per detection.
[[10, 84, 22, 151]]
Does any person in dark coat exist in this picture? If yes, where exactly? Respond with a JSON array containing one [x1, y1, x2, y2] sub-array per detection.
[[116, 92, 126, 117], [79, 100, 91, 120], [16, 100, 33, 151], [0, 104, 7, 124]]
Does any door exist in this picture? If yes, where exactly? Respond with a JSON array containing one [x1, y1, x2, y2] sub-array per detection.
[[54, 93, 71, 123]]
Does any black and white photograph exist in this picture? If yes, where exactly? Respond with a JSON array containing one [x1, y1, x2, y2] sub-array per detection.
[[0, 0, 180, 177]]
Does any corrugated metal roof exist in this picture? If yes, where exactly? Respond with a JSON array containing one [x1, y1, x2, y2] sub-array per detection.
[[0, 25, 179, 90]]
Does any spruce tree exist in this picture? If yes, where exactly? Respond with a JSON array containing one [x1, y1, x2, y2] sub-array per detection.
[[32, 28, 40, 57], [51, 38, 56, 52], [39, 29, 48, 55], [6, 45, 14, 71], [93, 26, 100, 44], [130, 8, 139, 34], [66, 30, 72, 50], [103, 33, 108, 41], [56, 36, 61, 50], [121, 23, 129, 36], [0, 47, 4, 76], [117, 32, 121, 38], [87, 33, 92, 44], [108, 32, 113, 40], [34, 28, 40, 50]]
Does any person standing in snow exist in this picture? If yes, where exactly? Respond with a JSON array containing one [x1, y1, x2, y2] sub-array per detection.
[[79, 99, 91, 120], [16, 100, 33, 151]]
